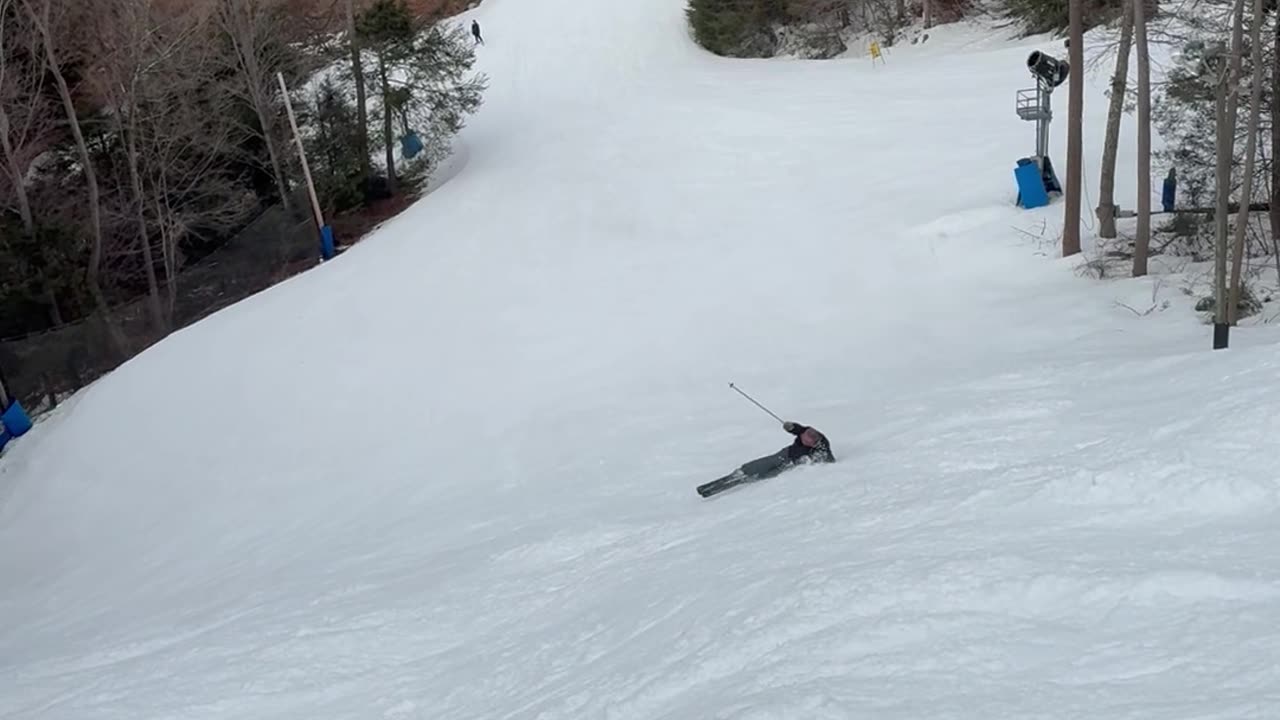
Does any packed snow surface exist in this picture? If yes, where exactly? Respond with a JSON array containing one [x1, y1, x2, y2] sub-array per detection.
[[4, 1, 1280, 718]]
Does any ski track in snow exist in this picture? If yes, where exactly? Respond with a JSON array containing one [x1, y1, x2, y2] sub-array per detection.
[[4, 1, 1280, 718]]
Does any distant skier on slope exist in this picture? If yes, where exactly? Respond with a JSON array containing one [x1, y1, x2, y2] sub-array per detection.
[[471, 19, 484, 45], [697, 421, 834, 497]]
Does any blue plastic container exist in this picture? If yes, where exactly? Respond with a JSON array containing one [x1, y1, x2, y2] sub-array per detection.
[[1015, 158, 1049, 209], [1, 400, 32, 437], [401, 131, 423, 160]]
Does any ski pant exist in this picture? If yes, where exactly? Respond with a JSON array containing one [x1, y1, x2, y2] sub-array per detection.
[[737, 450, 793, 480]]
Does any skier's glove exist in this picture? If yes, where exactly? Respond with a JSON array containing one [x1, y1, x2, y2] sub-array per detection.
[[783, 421, 797, 433]]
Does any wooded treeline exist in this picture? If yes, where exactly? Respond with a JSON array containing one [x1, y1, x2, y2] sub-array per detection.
[[682, 0, 1127, 58], [0, 0, 486, 348], [1062, 0, 1280, 331]]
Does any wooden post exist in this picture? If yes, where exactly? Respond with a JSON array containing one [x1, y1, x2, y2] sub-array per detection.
[[277, 72, 324, 234]]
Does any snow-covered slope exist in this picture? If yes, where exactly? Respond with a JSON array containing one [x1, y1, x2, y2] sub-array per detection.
[[4, 1, 1280, 718]]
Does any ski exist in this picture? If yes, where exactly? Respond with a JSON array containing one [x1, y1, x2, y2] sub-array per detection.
[[696, 472, 758, 498]]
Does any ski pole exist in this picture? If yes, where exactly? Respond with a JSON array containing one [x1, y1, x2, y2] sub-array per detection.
[[728, 382, 783, 424]]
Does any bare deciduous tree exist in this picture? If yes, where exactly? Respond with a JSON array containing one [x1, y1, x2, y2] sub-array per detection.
[[215, 0, 293, 209], [1227, 0, 1265, 323], [1214, 0, 1246, 336], [346, 0, 370, 181], [1063, 0, 1084, 257], [95, 0, 170, 332], [136, 16, 255, 317], [1132, 0, 1151, 276], [1271, 14, 1280, 245], [1097, 0, 1133, 240], [0, 0, 36, 239], [0, 0, 63, 324], [18, 0, 128, 353]]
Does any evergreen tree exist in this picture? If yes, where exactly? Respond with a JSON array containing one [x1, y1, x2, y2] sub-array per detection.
[[355, 0, 486, 196], [1154, 32, 1273, 210], [1000, 0, 1124, 35], [685, 0, 788, 57], [306, 78, 368, 213]]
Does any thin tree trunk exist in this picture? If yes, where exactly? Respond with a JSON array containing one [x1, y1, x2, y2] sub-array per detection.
[[1097, 0, 1133, 240], [126, 142, 166, 332], [1215, 74, 1230, 333], [119, 89, 166, 332], [249, 63, 291, 208], [21, 0, 127, 354], [923, 0, 932, 28], [38, 272, 63, 324], [222, 0, 292, 209], [159, 163, 179, 316], [1132, 0, 1151, 276], [378, 53, 396, 194], [1270, 15, 1280, 244], [153, 189, 179, 318], [1228, 0, 1266, 324], [1063, 0, 1084, 257], [0, 104, 60, 325], [0, 111, 34, 236], [249, 59, 291, 209], [262, 119, 289, 197], [0, 0, 60, 324], [347, 0, 370, 181]]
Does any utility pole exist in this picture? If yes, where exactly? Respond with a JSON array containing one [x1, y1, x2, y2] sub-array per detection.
[[277, 71, 335, 260]]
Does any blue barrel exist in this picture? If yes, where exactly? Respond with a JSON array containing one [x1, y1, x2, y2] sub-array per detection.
[[321, 224, 336, 260]]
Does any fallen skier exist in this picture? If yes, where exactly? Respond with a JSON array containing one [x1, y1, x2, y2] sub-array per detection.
[[697, 421, 834, 498]]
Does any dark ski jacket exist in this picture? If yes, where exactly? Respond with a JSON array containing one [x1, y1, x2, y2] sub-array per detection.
[[784, 423, 835, 464]]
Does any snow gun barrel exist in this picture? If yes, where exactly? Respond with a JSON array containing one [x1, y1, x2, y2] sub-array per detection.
[[728, 382, 784, 423]]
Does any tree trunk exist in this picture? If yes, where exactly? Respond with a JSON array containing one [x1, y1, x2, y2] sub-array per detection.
[[1132, 0, 1151, 276], [923, 0, 932, 28], [153, 186, 179, 318], [118, 88, 167, 333], [1270, 13, 1279, 244], [1215, 76, 1230, 333], [1097, 0, 1133, 240], [22, 0, 127, 355], [0, 108, 35, 236], [1215, 0, 1247, 332], [1063, 0, 1084, 257], [261, 115, 291, 206], [222, 0, 292, 209], [0, 102, 60, 325], [347, 0, 370, 181], [379, 53, 396, 194], [1228, 0, 1266, 324]]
